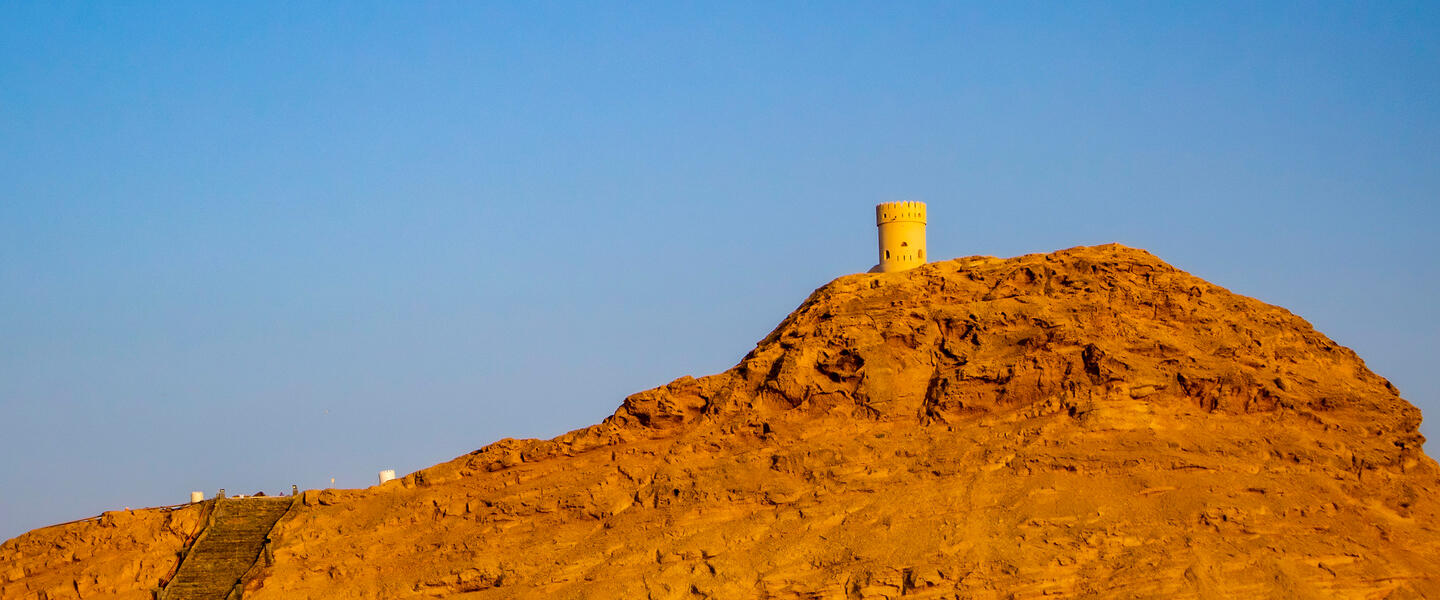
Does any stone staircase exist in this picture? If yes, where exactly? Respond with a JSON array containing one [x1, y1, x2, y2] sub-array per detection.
[[160, 498, 293, 600]]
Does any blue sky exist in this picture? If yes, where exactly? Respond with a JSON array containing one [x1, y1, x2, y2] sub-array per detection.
[[1, 2, 1436, 539]]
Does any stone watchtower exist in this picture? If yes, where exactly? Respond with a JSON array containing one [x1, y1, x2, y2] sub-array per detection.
[[873, 201, 927, 273]]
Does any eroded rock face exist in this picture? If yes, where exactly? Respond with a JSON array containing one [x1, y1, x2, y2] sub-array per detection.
[[0, 505, 204, 600], [5, 244, 1438, 599]]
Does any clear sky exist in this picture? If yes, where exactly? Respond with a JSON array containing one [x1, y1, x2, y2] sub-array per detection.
[[1, 2, 1436, 540]]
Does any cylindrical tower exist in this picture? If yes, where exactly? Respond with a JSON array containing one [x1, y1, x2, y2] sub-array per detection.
[[875, 201, 927, 273]]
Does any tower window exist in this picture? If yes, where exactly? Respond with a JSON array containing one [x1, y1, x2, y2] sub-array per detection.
[[885, 250, 890, 259], [900, 241, 908, 247]]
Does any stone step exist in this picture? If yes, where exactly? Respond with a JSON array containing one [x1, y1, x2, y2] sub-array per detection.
[[160, 498, 293, 600]]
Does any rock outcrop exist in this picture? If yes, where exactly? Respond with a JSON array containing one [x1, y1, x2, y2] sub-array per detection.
[[4, 244, 1438, 599], [0, 505, 204, 600]]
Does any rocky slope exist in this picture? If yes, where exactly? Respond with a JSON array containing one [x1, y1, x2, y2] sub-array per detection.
[[0, 504, 205, 600], [4, 244, 1438, 599]]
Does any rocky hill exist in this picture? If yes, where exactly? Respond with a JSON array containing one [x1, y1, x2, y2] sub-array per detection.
[[4, 244, 1438, 599]]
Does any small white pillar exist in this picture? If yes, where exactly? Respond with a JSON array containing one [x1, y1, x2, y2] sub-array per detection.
[[190, 491, 204, 504], [378, 469, 396, 484]]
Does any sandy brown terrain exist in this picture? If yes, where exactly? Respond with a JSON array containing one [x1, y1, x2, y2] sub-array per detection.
[[4, 244, 1437, 599]]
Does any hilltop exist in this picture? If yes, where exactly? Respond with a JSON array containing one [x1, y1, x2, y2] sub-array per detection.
[[4, 244, 1438, 599]]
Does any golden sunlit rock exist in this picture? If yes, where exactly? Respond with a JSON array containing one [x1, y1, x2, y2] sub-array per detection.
[[4, 244, 1438, 599]]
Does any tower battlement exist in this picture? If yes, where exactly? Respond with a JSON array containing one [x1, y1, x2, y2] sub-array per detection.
[[873, 201, 927, 273], [875, 201, 927, 226]]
